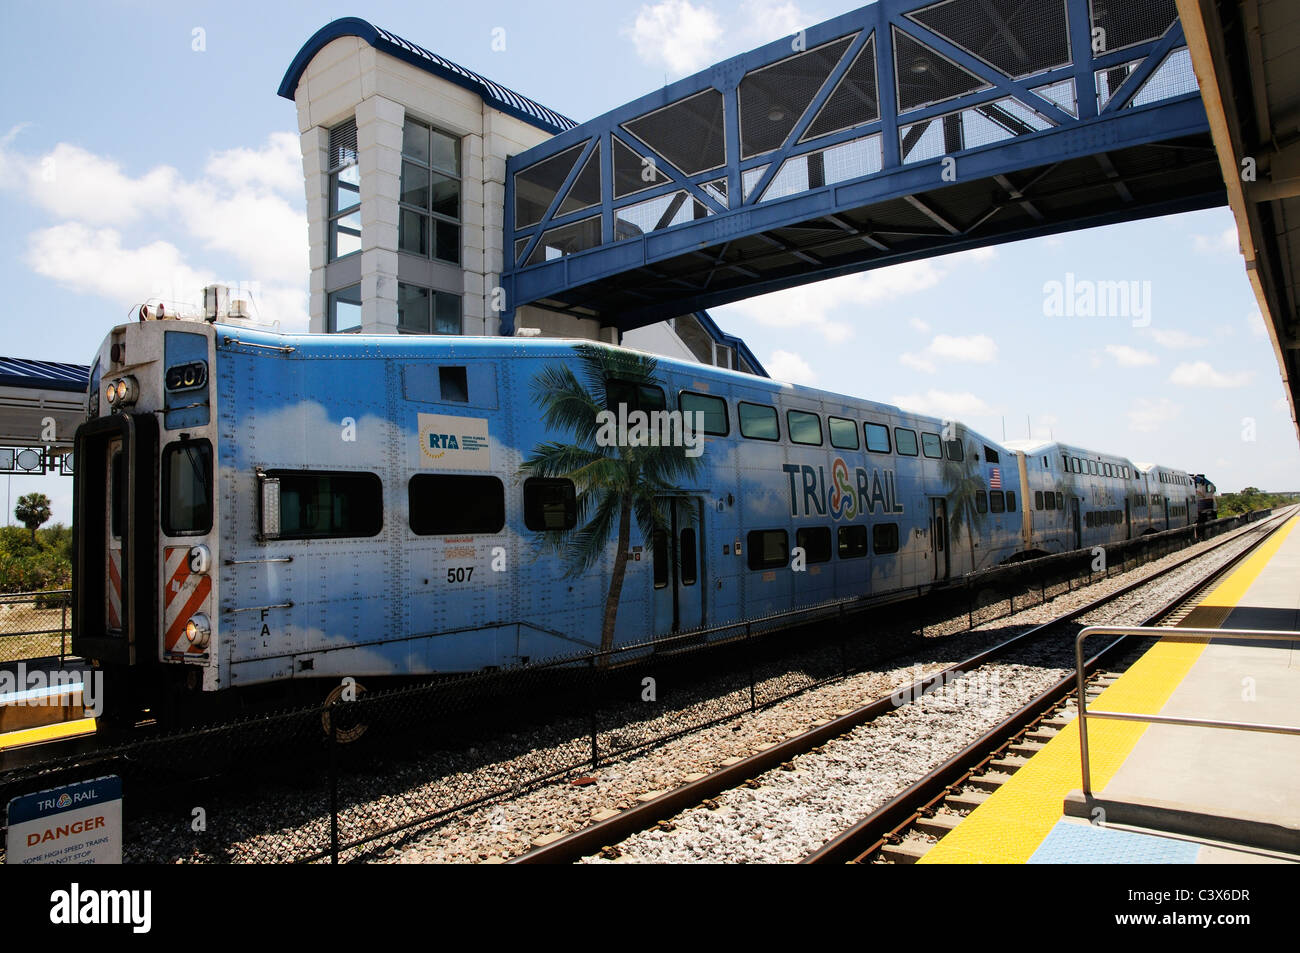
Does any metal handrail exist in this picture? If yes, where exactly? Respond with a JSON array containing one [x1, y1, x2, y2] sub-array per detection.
[[1074, 625, 1300, 795]]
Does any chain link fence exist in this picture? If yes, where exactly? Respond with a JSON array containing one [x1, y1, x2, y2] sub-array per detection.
[[0, 590, 71, 664], [0, 509, 1273, 863]]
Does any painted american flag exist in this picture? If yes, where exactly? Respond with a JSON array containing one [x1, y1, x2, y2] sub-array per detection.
[[989, 467, 1002, 489]]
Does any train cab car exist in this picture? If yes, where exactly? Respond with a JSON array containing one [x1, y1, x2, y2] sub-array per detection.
[[70, 305, 1219, 713], [1136, 464, 1197, 531], [1193, 474, 1218, 521]]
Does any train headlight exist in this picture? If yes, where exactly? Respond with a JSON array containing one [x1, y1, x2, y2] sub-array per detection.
[[184, 613, 211, 649], [105, 376, 139, 408]]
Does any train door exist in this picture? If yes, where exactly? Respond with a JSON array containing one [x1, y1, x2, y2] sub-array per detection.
[[1163, 499, 1170, 530], [652, 497, 705, 634], [1124, 499, 1132, 540], [1071, 498, 1082, 550], [929, 498, 949, 581]]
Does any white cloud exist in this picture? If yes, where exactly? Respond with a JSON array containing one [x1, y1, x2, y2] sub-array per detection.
[[721, 253, 991, 343], [627, 0, 815, 77], [909, 317, 930, 333], [0, 127, 308, 328], [1143, 327, 1208, 349], [1128, 397, 1182, 432], [1169, 361, 1252, 389], [626, 1, 725, 75], [765, 348, 815, 384], [1192, 225, 1238, 255], [889, 389, 993, 419], [901, 333, 998, 374], [1246, 309, 1269, 339], [1104, 344, 1157, 367]]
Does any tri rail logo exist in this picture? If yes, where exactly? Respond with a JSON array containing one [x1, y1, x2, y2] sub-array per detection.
[[783, 459, 905, 519], [49, 883, 151, 934]]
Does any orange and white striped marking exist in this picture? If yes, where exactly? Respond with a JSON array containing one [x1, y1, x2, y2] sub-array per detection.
[[163, 546, 211, 655], [106, 550, 122, 631]]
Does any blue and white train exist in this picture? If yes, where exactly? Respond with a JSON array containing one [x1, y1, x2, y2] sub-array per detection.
[[72, 314, 1202, 710]]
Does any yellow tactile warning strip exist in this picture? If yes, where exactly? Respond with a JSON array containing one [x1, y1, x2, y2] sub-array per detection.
[[0, 717, 97, 751], [920, 514, 1300, 864]]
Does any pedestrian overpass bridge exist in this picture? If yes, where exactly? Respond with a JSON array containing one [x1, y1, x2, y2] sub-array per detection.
[[501, 0, 1220, 332]]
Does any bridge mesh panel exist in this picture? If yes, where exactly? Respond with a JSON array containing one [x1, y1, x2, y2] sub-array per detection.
[[557, 143, 602, 216], [1128, 48, 1197, 107], [907, 0, 1071, 79], [612, 136, 670, 198], [893, 27, 990, 113], [622, 89, 727, 175], [759, 133, 882, 201], [514, 142, 586, 228], [738, 34, 856, 159], [615, 190, 710, 237], [1091, 0, 1179, 53], [1031, 78, 1078, 117], [702, 177, 729, 207], [1095, 59, 1141, 111], [801, 34, 878, 142], [525, 215, 602, 265]]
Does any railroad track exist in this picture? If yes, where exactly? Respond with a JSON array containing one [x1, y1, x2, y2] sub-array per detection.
[[512, 507, 1295, 864]]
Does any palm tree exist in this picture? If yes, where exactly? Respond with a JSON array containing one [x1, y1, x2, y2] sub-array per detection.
[[941, 436, 987, 572], [15, 492, 51, 542], [520, 344, 701, 658]]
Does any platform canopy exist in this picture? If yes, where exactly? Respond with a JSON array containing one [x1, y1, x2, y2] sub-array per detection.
[[0, 357, 89, 474], [1177, 0, 1300, 446]]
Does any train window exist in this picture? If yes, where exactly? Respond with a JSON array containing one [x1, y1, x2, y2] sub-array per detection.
[[976, 490, 988, 514], [162, 440, 213, 536], [439, 367, 469, 403], [1073, 457, 1082, 473], [409, 475, 504, 535], [984, 446, 1001, 464], [894, 428, 919, 456], [1045, 492, 1056, 511], [679, 528, 698, 585], [1086, 511, 1093, 528], [1006, 491, 1016, 512], [679, 392, 729, 436], [989, 491, 1006, 513], [269, 470, 383, 539], [1061, 453, 1069, 470], [865, 422, 892, 453], [1035, 490, 1044, 511], [1055, 491, 1063, 509], [920, 433, 942, 459], [1089, 461, 1098, 475], [944, 439, 963, 461], [829, 416, 859, 450], [838, 525, 868, 559], [523, 478, 577, 531], [747, 529, 788, 570], [739, 402, 779, 441], [652, 531, 669, 589], [796, 526, 832, 563], [606, 379, 665, 414], [787, 410, 823, 446], [872, 523, 899, 555]]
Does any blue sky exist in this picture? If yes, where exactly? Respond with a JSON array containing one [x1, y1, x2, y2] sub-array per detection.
[[1, 0, 1296, 526]]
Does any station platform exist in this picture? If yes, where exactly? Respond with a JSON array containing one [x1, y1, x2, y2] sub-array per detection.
[[921, 512, 1300, 864]]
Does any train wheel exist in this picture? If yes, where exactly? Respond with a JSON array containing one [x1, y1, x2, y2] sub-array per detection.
[[320, 680, 369, 744]]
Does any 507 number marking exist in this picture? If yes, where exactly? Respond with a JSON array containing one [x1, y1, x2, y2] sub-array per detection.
[[447, 566, 474, 583]]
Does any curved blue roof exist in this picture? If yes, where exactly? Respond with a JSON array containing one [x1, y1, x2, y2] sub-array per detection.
[[279, 18, 577, 135], [0, 357, 90, 393]]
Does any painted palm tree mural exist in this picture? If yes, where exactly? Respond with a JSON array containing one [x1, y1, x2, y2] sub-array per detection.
[[520, 344, 701, 656], [941, 431, 988, 572]]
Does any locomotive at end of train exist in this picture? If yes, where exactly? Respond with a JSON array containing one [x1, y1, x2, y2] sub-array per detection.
[[72, 288, 1209, 721]]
